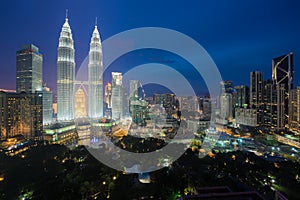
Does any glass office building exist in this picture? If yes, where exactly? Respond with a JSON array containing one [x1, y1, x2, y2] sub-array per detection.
[[16, 44, 42, 93]]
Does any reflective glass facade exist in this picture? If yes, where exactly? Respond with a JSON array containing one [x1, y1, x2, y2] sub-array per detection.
[[16, 44, 42, 93]]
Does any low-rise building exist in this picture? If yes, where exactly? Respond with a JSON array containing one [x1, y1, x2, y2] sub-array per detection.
[[44, 123, 77, 145]]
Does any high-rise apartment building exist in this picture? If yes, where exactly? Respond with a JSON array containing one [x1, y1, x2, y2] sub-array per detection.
[[42, 85, 53, 125], [0, 92, 7, 139], [202, 96, 212, 121], [57, 14, 75, 121], [263, 79, 274, 128], [276, 84, 285, 131], [217, 81, 235, 124], [234, 85, 249, 108], [263, 79, 285, 131], [16, 44, 42, 93], [104, 83, 112, 108], [288, 87, 300, 131], [219, 93, 233, 121], [0, 91, 43, 140], [250, 71, 264, 124], [235, 108, 257, 127], [129, 80, 140, 99], [111, 72, 127, 119]]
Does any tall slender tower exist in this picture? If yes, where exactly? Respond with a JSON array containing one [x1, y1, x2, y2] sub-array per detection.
[[112, 72, 126, 119], [57, 11, 75, 121], [250, 71, 264, 124], [130, 80, 140, 99], [88, 18, 103, 119], [272, 53, 294, 127]]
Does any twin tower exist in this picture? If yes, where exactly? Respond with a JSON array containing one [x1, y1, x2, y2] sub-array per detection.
[[57, 13, 103, 121]]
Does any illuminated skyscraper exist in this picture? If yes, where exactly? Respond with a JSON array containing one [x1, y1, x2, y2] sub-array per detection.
[[130, 80, 140, 99], [250, 71, 264, 124], [88, 20, 103, 119], [129, 80, 148, 125], [104, 83, 112, 108], [111, 72, 126, 119], [16, 44, 42, 93], [57, 12, 75, 121], [289, 87, 300, 132], [217, 81, 234, 124], [202, 96, 212, 121], [272, 53, 294, 126], [276, 84, 285, 131], [42, 85, 53, 125], [234, 85, 249, 108], [263, 79, 285, 131], [220, 93, 233, 121], [250, 71, 263, 108], [272, 53, 294, 96]]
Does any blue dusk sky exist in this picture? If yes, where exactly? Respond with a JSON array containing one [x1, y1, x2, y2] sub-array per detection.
[[0, 0, 300, 95]]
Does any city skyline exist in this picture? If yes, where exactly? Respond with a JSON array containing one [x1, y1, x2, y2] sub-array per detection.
[[1, 2, 300, 199], [0, 1, 300, 95]]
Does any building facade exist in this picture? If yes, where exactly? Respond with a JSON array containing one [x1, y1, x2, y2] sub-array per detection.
[[234, 85, 249, 108], [219, 93, 233, 122], [75, 87, 87, 118], [42, 86, 53, 125], [202, 96, 212, 121], [250, 71, 264, 124], [111, 72, 127, 120], [0, 91, 43, 140], [16, 44, 42, 93], [129, 80, 140, 99], [263, 80, 285, 131], [104, 83, 112, 108], [272, 53, 294, 127], [44, 123, 77, 145], [288, 87, 300, 132], [235, 108, 257, 127]]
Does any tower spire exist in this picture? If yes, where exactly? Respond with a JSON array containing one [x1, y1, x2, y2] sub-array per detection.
[[95, 17, 98, 27], [66, 9, 68, 20]]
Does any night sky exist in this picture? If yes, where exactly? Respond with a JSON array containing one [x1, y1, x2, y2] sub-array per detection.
[[0, 0, 300, 95]]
